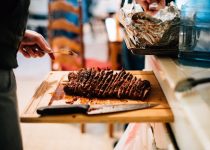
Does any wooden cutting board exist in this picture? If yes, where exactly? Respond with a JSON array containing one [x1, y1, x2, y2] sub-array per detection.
[[20, 71, 174, 123]]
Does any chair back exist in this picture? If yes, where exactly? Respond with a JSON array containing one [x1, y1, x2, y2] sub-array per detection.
[[48, 0, 85, 70]]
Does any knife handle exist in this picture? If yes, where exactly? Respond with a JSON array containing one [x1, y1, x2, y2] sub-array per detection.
[[37, 104, 90, 115]]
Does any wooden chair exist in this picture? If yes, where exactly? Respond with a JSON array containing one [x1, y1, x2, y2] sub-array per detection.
[[48, 0, 113, 137], [48, 0, 85, 71]]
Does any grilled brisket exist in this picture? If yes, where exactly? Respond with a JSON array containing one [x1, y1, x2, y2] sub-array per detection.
[[63, 68, 151, 100]]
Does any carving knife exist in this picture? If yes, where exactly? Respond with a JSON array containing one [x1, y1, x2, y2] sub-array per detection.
[[37, 103, 159, 116]]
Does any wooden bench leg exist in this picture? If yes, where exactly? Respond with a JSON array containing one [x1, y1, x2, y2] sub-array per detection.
[[80, 123, 86, 133], [108, 123, 114, 138]]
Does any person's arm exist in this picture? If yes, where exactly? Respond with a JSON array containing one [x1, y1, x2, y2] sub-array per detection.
[[19, 30, 54, 59], [136, 0, 165, 15]]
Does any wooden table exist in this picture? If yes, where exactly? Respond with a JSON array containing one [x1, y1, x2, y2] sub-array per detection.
[[21, 71, 173, 123], [105, 16, 123, 70]]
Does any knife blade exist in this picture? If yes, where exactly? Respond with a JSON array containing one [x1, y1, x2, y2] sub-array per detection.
[[36, 103, 159, 116]]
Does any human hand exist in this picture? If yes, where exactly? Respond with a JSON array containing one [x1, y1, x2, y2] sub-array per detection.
[[136, 0, 165, 16], [19, 30, 55, 59]]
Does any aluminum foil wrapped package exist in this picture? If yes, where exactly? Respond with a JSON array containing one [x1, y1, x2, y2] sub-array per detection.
[[119, 2, 180, 52]]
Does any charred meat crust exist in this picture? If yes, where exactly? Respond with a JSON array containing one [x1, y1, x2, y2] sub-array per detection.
[[64, 68, 152, 100]]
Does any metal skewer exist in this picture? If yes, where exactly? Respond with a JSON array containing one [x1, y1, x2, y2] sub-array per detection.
[[49, 48, 79, 56], [23, 45, 79, 56]]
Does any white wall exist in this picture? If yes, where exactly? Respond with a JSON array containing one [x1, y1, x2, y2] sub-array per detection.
[[29, 0, 48, 15]]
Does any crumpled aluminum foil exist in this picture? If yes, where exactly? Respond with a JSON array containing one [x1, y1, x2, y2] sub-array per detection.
[[119, 2, 180, 49]]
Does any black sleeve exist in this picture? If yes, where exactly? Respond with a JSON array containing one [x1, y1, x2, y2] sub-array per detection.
[[0, 0, 18, 17]]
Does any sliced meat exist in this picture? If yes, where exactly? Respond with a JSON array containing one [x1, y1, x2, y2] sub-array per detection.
[[63, 68, 152, 100]]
